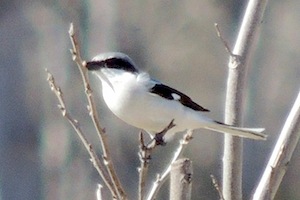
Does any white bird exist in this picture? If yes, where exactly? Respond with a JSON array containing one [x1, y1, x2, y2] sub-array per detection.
[[86, 52, 266, 142]]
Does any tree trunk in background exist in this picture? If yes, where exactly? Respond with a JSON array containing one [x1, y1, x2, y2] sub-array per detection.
[[0, 7, 42, 200]]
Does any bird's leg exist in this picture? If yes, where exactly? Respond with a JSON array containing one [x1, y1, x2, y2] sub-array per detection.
[[154, 119, 176, 146]]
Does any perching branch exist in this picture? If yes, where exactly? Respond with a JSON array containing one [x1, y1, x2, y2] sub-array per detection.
[[146, 130, 193, 200], [138, 120, 175, 200], [138, 132, 155, 200], [221, 0, 269, 199], [253, 90, 300, 199], [46, 70, 117, 197], [68, 23, 126, 199]]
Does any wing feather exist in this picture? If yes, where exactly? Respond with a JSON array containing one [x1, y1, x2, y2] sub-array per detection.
[[149, 83, 209, 112]]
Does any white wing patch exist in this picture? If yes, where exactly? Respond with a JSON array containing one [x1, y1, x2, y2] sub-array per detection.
[[171, 93, 181, 100]]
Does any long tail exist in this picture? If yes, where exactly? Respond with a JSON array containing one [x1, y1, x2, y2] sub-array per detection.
[[204, 122, 267, 140]]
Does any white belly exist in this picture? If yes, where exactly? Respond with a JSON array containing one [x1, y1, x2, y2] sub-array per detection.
[[98, 72, 211, 136], [102, 82, 209, 134]]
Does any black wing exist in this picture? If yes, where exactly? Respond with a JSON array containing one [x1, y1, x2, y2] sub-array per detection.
[[149, 83, 210, 112]]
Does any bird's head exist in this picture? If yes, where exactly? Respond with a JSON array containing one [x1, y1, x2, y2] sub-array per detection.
[[86, 52, 139, 74]]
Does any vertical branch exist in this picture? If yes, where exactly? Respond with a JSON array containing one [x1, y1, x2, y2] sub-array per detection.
[[222, 0, 269, 199], [170, 158, 192, 200], [68, 24, 127, 200], [96, 184, 104, 200], [138, 132, 155, 200], [253, 91, 300, 200]]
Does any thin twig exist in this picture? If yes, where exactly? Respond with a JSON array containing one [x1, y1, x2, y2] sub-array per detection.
[[96, 184, 103, 200], [210, 174, 225, 200], [146, 130, 193, 200], [68, 23, 127, 199], [46, 69, 117, 197], [214, 23, 234, 57], [214, 23, 241, 68]]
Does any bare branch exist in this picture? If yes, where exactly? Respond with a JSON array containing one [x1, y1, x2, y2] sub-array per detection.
[[146, 130, 193, 200], [210, 175, 224, 200], [46, 69, 117, 197], [222, 0, 269, 199], [96, 184, 103, 200], [138, 132, 156, 200], [138, 120, 175, 200], [214, 23, 234, 57], [170, 158, 192, 200], [69, 23, 127, 199], [253, 90, 300, 199]]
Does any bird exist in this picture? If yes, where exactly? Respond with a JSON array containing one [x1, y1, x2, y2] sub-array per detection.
[[85, 52, 266, 142]]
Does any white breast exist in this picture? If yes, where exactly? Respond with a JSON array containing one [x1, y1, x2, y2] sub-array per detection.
[[96, 70, 210, 135]]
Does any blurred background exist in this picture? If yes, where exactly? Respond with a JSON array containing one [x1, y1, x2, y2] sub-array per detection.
[[1, 0, 300, 199]]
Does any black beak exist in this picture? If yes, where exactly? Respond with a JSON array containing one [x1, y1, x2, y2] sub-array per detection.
[[86, 61, 104, 71]]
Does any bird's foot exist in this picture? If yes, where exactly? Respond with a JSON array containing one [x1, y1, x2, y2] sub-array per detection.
[[153, 119, 176, 146], [154, 132, 167, 146]]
